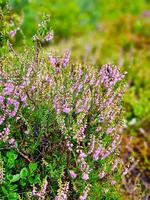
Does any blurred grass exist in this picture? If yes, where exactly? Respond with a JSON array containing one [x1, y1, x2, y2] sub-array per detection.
[[9, 0, 150, 43]]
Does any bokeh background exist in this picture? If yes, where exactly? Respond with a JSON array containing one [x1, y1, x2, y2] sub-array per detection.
[[1, 0, 150, 199]]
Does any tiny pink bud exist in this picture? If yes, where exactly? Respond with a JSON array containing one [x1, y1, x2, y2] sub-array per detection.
[[63, 107, 71, 114], [9, 138, 15, 145], [69, 170, 77, 179], [82, 173, 89, 181]]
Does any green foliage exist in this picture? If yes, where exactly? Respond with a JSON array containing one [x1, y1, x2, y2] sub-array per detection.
[[0, 149, 42, 199], [8, 0, 101, 44], [7, 0, 150, 45], [29, 163, 37, 173], [0, 0, 21, 56]]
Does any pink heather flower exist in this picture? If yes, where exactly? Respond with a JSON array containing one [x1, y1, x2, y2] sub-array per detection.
[[77, 83, 83, 92], [79, 69, 83, 76], [79, 185, 91, 200], [9, 138, 15, 145], [45, 75, 51, 84], [99, 64, 122, 88], [79, 150, 87, 159], [49, 50, 71, 70], [0, 115, 5, 125], [63, 107, 71, 114], [106, 127, 113, 134], [84, 74, 89, 82], [21, 94, 27, 103], [69, 170, 77, 179], [31, 86, 36, 91], [10, 28, 19, 37], [55, 181, 69, 200], [74, 125, 86, 142], [32, 178, 48, 199], [80, 192, 88, 200], [44, 31, 54, 41], [111, 180, 116, 185], [48, 52, 57, 67], [99, 171, 105, 179], [40, 178, 48, 197], [66, 139, 73, 151], [3, 82, 14, 95], [82, 173, 89, 181], [7, 99, 19, 117], [101, 151, 110, 160], [4, 126, 10, 135], [88, 136, 95, 155], [0, 125, 10, 141], [112, 159, 120, 171], [0, 96, 4, 104], [32, 186, 37, 196], [61, 50, 71, 66], [9, 110, 16, 118], [10, 30, 17, 37], [96, 127, 102, 132], [93, 146, 102, 161], [7, 98, 14, 105]]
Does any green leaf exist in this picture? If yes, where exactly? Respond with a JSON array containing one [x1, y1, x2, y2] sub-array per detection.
[[10, 174, 20, 183], [6, 150, 17, 160], [8, 192, 18, 200], [20, 179, 27, 186], [29, 176, 34, 184], [6, 174, 13, 180], [7, 159, 15, 169], [20, 167, 28, 179], [2, 186, 8, 195], [29, 163, 37, 172], [34, 174, 41, 184]]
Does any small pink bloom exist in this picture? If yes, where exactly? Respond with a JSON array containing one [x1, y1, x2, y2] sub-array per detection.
[[48, 52, 57, 67], [111, 180, 116, 185], [44, 31, 54, 41], [69, 170, 77, 179], [9, 138, 15, 145], [93, 146, 102, 161], [0, 96, 4, 104], [63, 107, 71, 114], [10, 30, 16, 37], [61, 50, 71, 66], [82, 173, 89, 181], [79, 151, 87, 159], [4, 83, 14, 95], [106, 127, 113, 134], [80, 193, 87, 200], [10, 28, 19, 37], [99, 171, 105, 179]]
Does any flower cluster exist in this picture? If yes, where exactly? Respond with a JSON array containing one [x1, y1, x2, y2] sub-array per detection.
[[55, 181, 69, 200], [32, 177, 48, 200], [79, 184, 91, 200], [0, 78, 20, 141], [49, 50, 71, 73], [0, 65, 36, 141], [44, 31, 54, 41], [9, 27, 20, 37], [0, 28, 127, 198], [99, 64, 126, 88], [50, 62, 126, 199], [0, 154, 4, 184]]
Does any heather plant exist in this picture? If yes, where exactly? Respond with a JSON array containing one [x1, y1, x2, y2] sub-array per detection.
[[0, 18, 127, 199], [0, 0, 22, 55]]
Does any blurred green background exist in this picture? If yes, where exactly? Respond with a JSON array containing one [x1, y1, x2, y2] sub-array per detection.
[[1, 0, 150, 198]]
